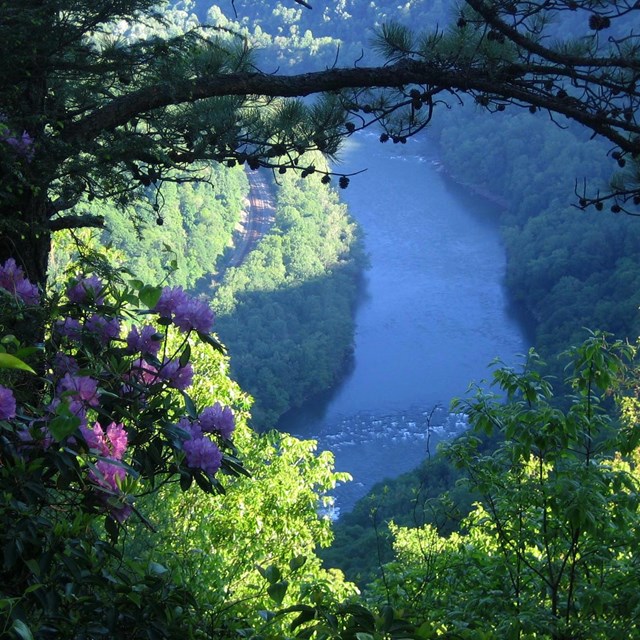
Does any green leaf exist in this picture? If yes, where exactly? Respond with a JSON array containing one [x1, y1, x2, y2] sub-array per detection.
[[267, 580, 289, 605], [179, 343, 191, 367], [289, 555, 307, 572], [197, 331, 225, 353], [0, 352, 35, 373], [182, 391, 198, 420], [258, 609, 276, 622], [128, 279, 144, 290], [148, 562, 168, 576], [49, 409, 81, 441], [180, 472, 193, 491], [139, 285, 162, 309], [15, 346, 42, 359], [222, 454, 251, 478], [290, 607, 316, 631], [11, 620, 34, 640], [194, 470, 214, 493], [381, 606, 395, 631], [264, 564, 281, 584]]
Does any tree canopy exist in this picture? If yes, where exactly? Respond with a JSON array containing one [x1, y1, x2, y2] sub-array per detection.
[[2, 0, 640, 289]]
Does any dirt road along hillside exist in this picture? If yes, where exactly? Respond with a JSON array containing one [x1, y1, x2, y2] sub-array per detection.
[[226, 171, 276, 269]]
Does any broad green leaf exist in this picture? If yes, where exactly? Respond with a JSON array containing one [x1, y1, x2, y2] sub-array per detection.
[[289, 555, 307, 572], [11, 620, 34, 640], [0, 352, 35, 373], [197, 331, 225, 353], [267, 580, 288, 605], [139, 285, 162, 309], [49, 410, 81, 441], [148, 562, 168, 576], [128, 279, 144, 290], [264, 564, 281, 585]]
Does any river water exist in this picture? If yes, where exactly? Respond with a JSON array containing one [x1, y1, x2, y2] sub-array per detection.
[[279, 132, 528, 514]]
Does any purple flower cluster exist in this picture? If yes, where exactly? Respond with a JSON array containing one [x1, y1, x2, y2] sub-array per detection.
[[54, 317, 83, 340], [154, 286, 215, 334], [1, 126, 34, 162], [180, 420, 223, 476], [159, 359, 193, 391], [199, 402, 235, 439], [82, 420, 128, 461], [0, 385, 16, 420], [81, 421, 131, 522], [129, 358, 160, 387], [58, 374, 100, 407], [0, 262, 235, 527], [126, 325, 162, 357], [0, 259, 40, 305], [66, 275, 105, 305], [53, 314, 120, 347], [85, 314, 121, 345], [53, 352, 79, 376]]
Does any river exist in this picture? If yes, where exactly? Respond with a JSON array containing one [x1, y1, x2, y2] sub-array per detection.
[[278, 132, 528, 515]]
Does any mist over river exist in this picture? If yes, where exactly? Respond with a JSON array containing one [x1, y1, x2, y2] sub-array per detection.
[[278, 133, 528, 514]]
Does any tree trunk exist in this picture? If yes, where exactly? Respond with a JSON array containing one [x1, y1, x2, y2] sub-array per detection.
[[0, 189, 51, 290], [0, 187, 51, 350]]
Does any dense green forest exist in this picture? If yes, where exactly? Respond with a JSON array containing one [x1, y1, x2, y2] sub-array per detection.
[[213, 157, 365, 427], [51, 163, 248, 288], [435, 108, 640, 361], [3, 1, 640, 639]]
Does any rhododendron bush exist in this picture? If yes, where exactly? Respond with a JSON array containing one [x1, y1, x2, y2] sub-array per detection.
[[0, 256, 246, 637]]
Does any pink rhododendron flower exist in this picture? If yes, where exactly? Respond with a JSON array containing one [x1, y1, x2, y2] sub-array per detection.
[[94, 459, 126, 491], [82, 421, 131, 521], [81, 421, 127, 459]]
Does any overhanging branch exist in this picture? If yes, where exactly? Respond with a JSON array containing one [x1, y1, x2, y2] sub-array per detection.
[[62, 58, 639, 154], [49, 214, 105, 232]]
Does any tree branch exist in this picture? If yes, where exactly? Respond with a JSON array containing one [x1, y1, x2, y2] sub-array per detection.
[[49, 214, 105, 231], [61, 59, 640, 154]]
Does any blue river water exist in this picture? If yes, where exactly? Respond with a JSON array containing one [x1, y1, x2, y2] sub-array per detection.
[[279, 132, 528, 514]]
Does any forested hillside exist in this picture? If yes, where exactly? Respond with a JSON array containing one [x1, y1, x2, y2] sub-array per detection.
[[213, 157, 365, 427], [3, 1, 640, 639], [435, 107, 640, 361], [54, 164, 249, 289]]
